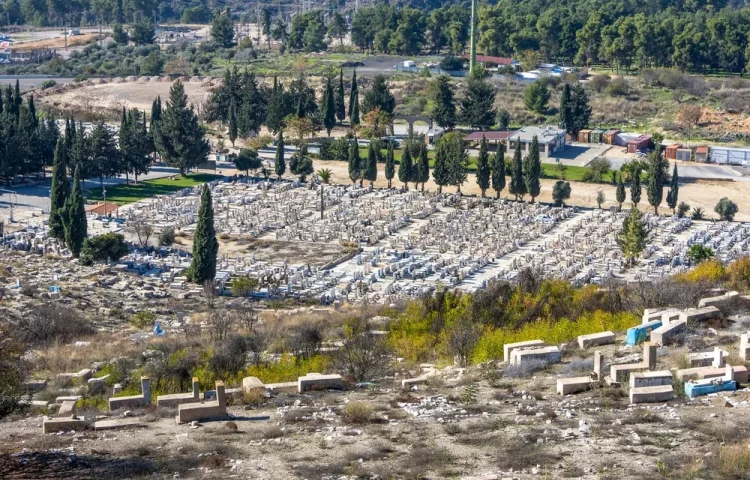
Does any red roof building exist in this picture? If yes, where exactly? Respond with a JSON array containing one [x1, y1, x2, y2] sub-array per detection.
[[462, 54, 515, 66]]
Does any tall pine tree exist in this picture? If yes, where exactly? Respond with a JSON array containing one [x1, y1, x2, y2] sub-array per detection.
[[666, 163, 679, 215], [523, 136, 542, 202], [398, 147, 413, 190], [509, 146, 526, 200], [274, 130, 286, 180], [364, 142, 378, 187], [49, 138, 70, 242], [384, 142, 395, 188], [491, 143, 506, 199], [228, 100, 238, 147], [336, 70, 346, 122], [631, 167, 642, 205], [432, 137, 450, 194], [153, 81, 210, 176], [63, 166, 87, 258], [190, 184, 219, 284], [323, 78, 336, 136], [616, 173, 626, 211], [475, 136, 491, 197], [348, 70, 359, 122], [416, 142, 430, 192], [348, 137, 361, 184], [433, 75, 456, 130]]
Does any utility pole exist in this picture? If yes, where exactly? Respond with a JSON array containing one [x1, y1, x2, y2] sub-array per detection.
[[469, 0, 477, 73]]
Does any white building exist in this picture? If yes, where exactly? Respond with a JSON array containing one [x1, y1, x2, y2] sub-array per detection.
[[508, 126, 567, 158]]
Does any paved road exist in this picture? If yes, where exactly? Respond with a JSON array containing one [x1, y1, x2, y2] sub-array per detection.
[[604, 156, 748, 180], [0, 165, 181, 212]]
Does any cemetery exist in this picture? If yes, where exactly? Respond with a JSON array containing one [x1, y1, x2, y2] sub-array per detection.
[[7, 181, 750, 478]]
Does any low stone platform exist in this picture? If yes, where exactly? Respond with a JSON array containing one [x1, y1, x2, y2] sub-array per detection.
[[630, 385, 674, 404], [510, 346, 561, 366], [577, 331, 615, 349], [629, 370, 673, 389], [503, 340, 545, 363], [298, 374, 343, 393], [43, 416, 89, 434], [650, 320, 687, 346], [93, 418, 148, 431], [556, 376, 595, 395]]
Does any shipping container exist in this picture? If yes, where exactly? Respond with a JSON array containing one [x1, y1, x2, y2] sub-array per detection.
[[695, 146, 709, 163], [602, 129, 620, 145], [627, 135, 651, 153], [665, 143, 682, 160], [710, 146, 750, 165], [577, 129, 592, 143], [676, 148, 692, 161], [589, 129, 605, 143]]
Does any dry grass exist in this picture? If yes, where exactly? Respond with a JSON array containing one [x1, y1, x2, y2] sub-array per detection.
[[342, 401, 374, 424]]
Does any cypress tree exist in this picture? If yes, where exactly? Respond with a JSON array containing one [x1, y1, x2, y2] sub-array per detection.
[[119, 107, 131, 183], [348, 70, 358, 120], [364, 142, 378, 187], [228, 101, 238, 147], [398, 147, 413, 190], [432, 137, 450, 194], [150, 96, 161, 128], [190, 184, 219, 284], [491, 143, 506, 199], [63, 166, 87, 258], [384, 142, 395, 188], [523, 136, 541, 202], [416, 142, 430, 192], [266, 76, 286, 134], [274, 130, 286, 180], [559, 83, 572, 133], [336, 70, 346, 122], [666, 163, 679, 215], [323, 79, 336, 136], [350, 90, 360, 127], [475, 136, 491, 197], [49, 138, 70, 241], [631, 167, 642, 205], [647, 151, 665, 215], [448, 133, 468, 193], [348, 137, 361, 184], [616, 173, 626, 211], [509, 145, 526, 200]]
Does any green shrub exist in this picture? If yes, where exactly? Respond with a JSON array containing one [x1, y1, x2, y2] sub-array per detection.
[[130, 310, 156, 329], [81, 233, 129, 264], [40, 79, 57, 89]]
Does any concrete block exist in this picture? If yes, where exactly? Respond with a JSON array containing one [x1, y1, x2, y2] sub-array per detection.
[[503, 340, 545, 362], [698, 365, 748, 384], [157, 378, 200, 408], [611, 363, 648, 383], [242, 376, 264, 393], [689, 348, 727, 368], [556, 377, 595, 395], [265, 382, 297, 394], [510, 346, 562, 366], [577, 331, 615, 349], [626, 321, 661, 346], [93, 418, 148, 431], [55, 395, 82, 404], [650, 320, 687, 346], [740, 333, 750, 361], [698, 291, 739, 309], [58, 400, 77, 417], [642, 308, 667, 324], [661, 310, 682, 325], [593, 351, 604, 380], [401, 376, 428, 389], [630, 385, 674, 404], [43, 416, 89, 434], [679, 306, 721, 324], [109, 377, 151, 411], [298, 373, 343, 393], [176, 381, 227, 424], [629, 370, 673, 389], [685, 379, 737, 398], [644, 342, 657, 370], [24, 380, 47, 393]]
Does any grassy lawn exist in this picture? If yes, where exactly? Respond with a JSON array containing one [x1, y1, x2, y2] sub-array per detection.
[[86, 173, 223, 204]]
